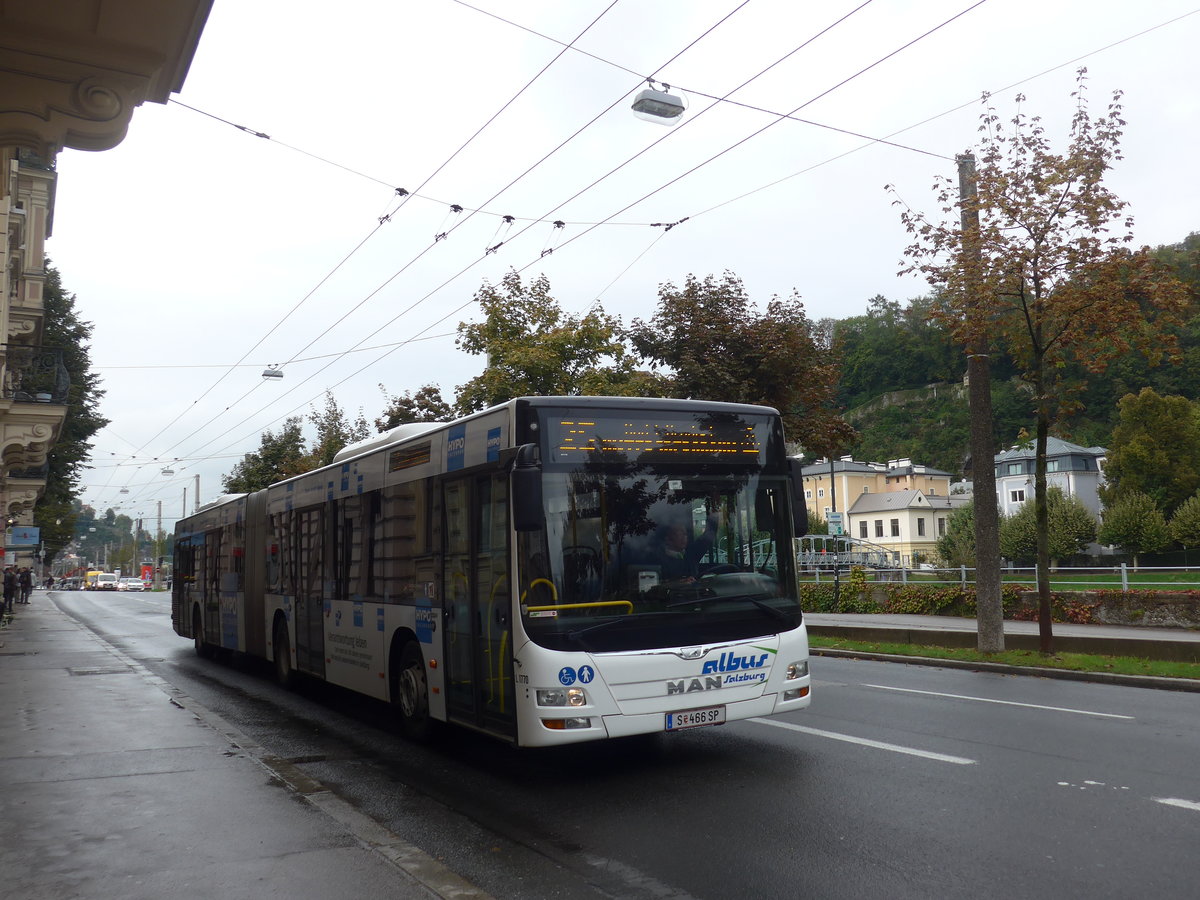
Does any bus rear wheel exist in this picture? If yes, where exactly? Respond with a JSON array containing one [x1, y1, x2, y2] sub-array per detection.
[[274, 619, 294, 689], [394, 641, 433, 742]]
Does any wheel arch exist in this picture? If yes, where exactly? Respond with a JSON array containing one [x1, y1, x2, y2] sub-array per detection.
[[387, 627, 420, 702]]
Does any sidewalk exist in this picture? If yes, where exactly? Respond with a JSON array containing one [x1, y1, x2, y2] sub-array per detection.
[[0, 595, 489, 900], [805, 612, 1200, 690]]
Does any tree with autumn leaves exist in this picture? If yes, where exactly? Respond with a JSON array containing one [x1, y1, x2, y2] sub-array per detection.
[[895, 71, 1188, 652], [627, 272, 856, 455]]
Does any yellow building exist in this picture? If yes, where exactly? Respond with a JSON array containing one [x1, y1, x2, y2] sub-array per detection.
[[800, 456, 953, 525], [0, 2, 211, 564]]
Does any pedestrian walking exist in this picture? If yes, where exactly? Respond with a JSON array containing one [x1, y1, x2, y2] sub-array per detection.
[[3, 566, 16, 613], [18, 567, 33, 604]]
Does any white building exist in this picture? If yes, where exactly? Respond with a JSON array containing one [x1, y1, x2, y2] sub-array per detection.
[[994, 437, 1107, 517]]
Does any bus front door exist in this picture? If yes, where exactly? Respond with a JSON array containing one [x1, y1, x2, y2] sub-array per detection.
[[443, 473, 515, 738]]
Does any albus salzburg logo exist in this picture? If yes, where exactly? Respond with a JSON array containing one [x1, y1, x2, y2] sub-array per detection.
[[668, 649, 775, 693], [702, 651, 769, 674]]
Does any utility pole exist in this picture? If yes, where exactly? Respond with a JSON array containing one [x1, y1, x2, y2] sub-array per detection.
[[958, 153, 1004, 653], [194, 473, 200, 514]]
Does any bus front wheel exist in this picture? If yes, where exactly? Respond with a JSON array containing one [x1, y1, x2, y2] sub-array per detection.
[[193, 609, 216, 659], [394, 641, 433, 742]]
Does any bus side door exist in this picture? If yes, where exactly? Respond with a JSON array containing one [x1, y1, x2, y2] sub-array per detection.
[[442, 472, 515, 738], [292, 505, 326, 677]]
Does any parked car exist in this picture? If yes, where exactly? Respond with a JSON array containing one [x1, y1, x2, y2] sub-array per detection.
[[118, 577, 145, 592]]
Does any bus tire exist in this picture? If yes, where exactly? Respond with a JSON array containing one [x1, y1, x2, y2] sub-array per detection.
[[274, 618, 295, 689], [193, 608, 216, 659], [393, 641, 433, 742]]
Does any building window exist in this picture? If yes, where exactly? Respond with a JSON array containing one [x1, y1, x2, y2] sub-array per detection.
[[938, 517, 946, 536], [1010, 489, 1025, 503], [890, 519, 900, 537], [1007, 462, 1023, 475], [874, 520, 884, 538], [859, 521, 868, 538], [917, 518, 926, 537], [805, 490, 812, 499], [862, 486, 870, 493], [818, 488, 825, 498]]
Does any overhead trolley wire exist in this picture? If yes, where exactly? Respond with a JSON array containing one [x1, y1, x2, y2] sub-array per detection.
[[138, 1, 627, 465], [84, 4, 1195, 512], [169, 2, 768, 466]]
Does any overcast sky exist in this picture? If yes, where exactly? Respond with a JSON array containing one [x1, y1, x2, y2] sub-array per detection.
[[45, 0, 1200, 530]]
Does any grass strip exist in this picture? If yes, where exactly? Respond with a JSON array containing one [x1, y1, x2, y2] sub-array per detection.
[[808, 635, 1200, 680]]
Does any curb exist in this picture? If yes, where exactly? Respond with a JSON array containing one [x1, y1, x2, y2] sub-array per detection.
[[810, 647, 1200, 693]]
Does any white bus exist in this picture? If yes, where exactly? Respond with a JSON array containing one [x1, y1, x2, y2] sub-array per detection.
[[172, 396, 812, 746]]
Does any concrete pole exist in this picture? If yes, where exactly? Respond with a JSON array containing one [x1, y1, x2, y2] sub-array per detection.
[[958, 153, 1004, 654]]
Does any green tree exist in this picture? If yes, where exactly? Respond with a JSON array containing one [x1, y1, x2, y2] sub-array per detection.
[[1100, 388, 1200, 517], [1168, 493, 1200, 549], [1097, 491, 1170, 568], [894, 73, 1188, 651], [308, 391, 371, 467], [221, 417, 310, 493], [805, 510, 829, 536], [999, 487, 1096, 566], [834, 294, 963, 409], [32, 265, 109, 566], [627, 271, 855, 453], [376, 384, 453, 430], [455, 270, 655, 414], [936, 502, 975, 567]]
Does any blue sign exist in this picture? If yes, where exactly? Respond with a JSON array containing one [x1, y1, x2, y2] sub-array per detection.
[[416, 598, 434, 643], [558, 667, 577, 685], [8, 526, 39, 546], [486, 427, 502, 462], [447, 424, 466, 471], [577, 665, 595, 684]]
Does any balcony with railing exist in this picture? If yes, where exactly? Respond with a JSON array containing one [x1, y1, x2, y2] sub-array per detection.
[[1, 344, 69, 403]]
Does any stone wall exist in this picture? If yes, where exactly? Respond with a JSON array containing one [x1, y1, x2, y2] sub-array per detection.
[[1017, 591, 1200, 629]]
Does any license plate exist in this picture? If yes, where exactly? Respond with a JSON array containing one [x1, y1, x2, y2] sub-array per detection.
[[665, 705, 726, 731]]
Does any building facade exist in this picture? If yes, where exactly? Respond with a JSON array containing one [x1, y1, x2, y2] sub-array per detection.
[[800, 456, 953, 525], [994, 437, 1107, 517], [0, 1, 211, 565]]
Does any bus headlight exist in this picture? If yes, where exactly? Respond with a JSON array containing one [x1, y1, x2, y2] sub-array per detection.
[[786, 660, 809, 680], [537, 687, 587, 707]]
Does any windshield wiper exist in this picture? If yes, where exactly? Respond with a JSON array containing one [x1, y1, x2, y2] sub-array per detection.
[[565, 610, 672, 650], [666, 593, 795, 625]]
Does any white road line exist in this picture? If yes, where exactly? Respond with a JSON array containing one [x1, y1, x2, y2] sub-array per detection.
[[1155, 797, 1200, 813], [861, 684, 1135, 720], [748, 717, 977, 765]]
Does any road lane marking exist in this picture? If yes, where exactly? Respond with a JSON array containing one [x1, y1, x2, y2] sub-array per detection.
[[861, 684, 1135, 720], [1155, 797, 1200, 813], [748, 717, 976, 765]]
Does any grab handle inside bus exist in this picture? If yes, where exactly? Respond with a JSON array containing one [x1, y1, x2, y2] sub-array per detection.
[[511, 443, 544, 532], [788, 457, 808, 537]]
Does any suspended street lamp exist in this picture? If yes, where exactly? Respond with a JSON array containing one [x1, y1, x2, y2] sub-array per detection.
[[631, 82, 685, 124]]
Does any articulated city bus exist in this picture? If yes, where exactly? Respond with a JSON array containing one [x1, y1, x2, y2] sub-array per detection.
[[172, 396, 812, 747]]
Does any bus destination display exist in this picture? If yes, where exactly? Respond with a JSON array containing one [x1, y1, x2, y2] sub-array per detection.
[[546, 413, 766, 464]]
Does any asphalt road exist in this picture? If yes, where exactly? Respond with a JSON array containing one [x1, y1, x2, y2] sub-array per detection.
[[56, 591, 1200, 899]]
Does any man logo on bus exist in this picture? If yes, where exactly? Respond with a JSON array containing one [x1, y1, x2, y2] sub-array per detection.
[[667, 676, 722, 695]]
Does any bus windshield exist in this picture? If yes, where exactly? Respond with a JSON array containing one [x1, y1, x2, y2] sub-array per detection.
[[517, 467, 801, 653]]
